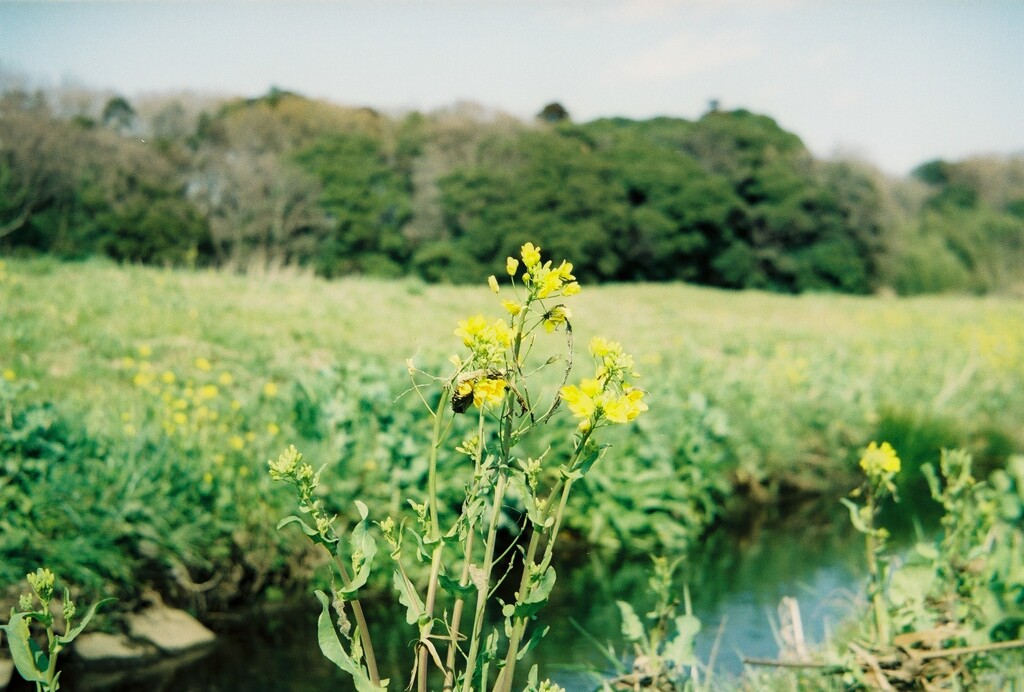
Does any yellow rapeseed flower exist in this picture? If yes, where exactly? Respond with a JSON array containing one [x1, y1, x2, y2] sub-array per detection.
[[502, 300, 523, 316], [137, 345, 153, 358], [521, 242, 541, 269], [229, 435, 245, 450], [506, 256, 519, 276], [161, 371, 176, 384], [267, 422, 281, 436], [198, 384, 219, 400], [543, 305, 571, 333], [218, 371, 234, 386], [472, 377, 507, 409], [263, 381, 279, 398], [195, 357, 212, 372], [859, 441, 901, 477], [488, 275, 500, 293], [2, 368, 15, 381]]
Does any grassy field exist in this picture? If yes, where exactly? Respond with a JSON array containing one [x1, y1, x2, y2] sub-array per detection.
[[2, 256, 1024, 606]]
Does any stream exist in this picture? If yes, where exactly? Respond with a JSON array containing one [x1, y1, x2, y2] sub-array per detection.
[[26, 500, 896, 691]]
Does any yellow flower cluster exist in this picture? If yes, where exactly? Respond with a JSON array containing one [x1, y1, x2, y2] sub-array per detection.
[[560, 337, 647, 431], [504, 242, 580, 301], [454, 315, 513, 368], [124, 349, 281, 458], [859, 441, 901, 478], [454, 376, 508, 412]]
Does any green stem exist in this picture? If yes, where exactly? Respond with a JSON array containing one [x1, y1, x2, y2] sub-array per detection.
[[417, 391, 451, 692], [461, 471, 510, 692], [864, 490, 890, 644], [445, 410, 488, 690], [331, 555, 381, 686]]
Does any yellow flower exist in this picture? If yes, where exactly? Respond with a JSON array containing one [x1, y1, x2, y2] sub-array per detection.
[[218, 371, 233, 386], [455, 315, 490, 347], [543, 305, 572, 332], [262, 381, 279, 398], [472, 377, 507, 409], [488, 275, 500, 293], [195, 357, 212, 372], [267, 422, 281, 436], [173, 411, 188, 425], [198, 384, 219, 400], [161, 371, 176, 384], [859, 441, 901, 477], [202, 472, 213, 484], [229, 435, 245, 450], [506, 256, 519, 276], [137, 345, 153, 358], [2, 368, 15, 381], [560, 378, 602, 421], [132, 371, 154, 387], [537, 269, 563, 299], [502, 300, 523, 316], [562, 281, 581, 296], [521, 242, 541, 269], [589, 337, 616, 358]]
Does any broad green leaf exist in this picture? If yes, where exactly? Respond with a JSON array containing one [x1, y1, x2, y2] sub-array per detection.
[[393, 569, 425, 625], [313, 590, 383, 691], [0, 611, 47, 683], [616, 601, 644, 642]]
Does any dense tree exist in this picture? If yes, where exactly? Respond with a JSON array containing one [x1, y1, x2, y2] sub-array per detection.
[[2, 81, 1022, 295]]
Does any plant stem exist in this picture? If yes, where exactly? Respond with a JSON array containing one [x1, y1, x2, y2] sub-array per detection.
[[332, 555, 381, 686], [417, 392, 450, 692], [461, 471, 509, 692], [864, 490, 890, 644]]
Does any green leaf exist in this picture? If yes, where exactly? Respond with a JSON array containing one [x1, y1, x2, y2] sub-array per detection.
[[313, 590, 383, 691], [341, 502, 377, 595], [0, 611, 48, 683], [277, 515, 320, 538], [839, 497, 870, 534], [514, 566, 556, 619], [438, 573, 476, 600], [516, 625, 550, 661], [616, 601, 645, 642], [57, 597, 116, 646], [393, 569, 425, 625], [662, 614, 701, 666]]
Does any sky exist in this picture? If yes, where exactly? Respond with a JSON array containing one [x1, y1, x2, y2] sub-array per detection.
[[1, 0, 1022, 176]]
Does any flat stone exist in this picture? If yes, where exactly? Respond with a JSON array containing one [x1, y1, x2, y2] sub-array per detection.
[[73, 631, 157, 663], [0, 657, 13, 689], [127, 606, 216, 654]]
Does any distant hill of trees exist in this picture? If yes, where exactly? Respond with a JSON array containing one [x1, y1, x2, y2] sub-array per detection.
[[2, 83, 1023, 294]]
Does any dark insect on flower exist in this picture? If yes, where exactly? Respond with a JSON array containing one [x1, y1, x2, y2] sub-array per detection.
[[451, 382, 474, 414]]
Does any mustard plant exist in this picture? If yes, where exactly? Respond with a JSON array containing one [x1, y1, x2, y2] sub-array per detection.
[[0, 568, 113, 691], [269, 242, 648, 690], [841, 441, 901, 645]]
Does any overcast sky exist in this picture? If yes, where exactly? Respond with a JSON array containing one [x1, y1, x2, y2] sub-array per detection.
[[1, 0, 1021, 176]]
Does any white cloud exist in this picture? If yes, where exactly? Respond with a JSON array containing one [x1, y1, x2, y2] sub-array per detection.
[[611, 27, 761, 82]]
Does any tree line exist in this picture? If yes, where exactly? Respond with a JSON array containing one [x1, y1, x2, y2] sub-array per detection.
[[2, 82, 1023, 294]]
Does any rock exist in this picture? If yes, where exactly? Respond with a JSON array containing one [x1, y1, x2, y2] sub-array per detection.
[[0, 657, 12, 689], [73, 631, 158, 664], [127, 605, 216, 654]]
